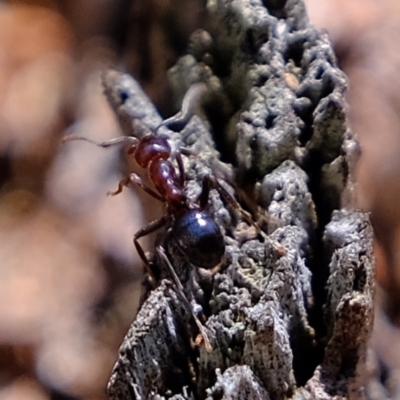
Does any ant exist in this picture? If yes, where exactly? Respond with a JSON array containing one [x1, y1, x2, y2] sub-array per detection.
[[62, 83, 283, 351]]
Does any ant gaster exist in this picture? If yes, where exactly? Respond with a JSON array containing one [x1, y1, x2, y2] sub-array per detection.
[[62, 83, 281, 351]]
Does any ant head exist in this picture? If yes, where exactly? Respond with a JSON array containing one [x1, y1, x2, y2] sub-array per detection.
[[135, 135, 171, 168]]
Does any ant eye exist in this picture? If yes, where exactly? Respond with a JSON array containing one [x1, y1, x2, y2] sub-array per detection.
[[119, 88, 130, 104]]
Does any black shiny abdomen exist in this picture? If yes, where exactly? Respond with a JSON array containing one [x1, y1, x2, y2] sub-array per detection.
[[172, 210, 225, 269]]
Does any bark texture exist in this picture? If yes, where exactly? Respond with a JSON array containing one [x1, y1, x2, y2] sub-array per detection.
[[105, 0, 374, 399]]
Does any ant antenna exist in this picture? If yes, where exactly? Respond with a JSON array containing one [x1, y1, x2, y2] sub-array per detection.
[[155, 82, 208, 133], [61, 135, 138, 148]]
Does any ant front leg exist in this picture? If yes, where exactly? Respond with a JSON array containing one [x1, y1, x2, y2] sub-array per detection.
[[109, 172, 164, 202], [172, 148, 196, 187], [174, 152, 186, 187], [134, 216, 168, 285]]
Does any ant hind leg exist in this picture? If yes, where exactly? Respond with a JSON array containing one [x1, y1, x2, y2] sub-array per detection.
[[201, 175, 262, 233], [200, 175, 285, 256], [156, 246, 212, 352]]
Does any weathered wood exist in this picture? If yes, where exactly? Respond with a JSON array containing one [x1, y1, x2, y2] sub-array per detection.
[[105, 0, 374, 399]]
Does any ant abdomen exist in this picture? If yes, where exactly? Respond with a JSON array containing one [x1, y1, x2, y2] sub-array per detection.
[[172, 209, 225, 269]]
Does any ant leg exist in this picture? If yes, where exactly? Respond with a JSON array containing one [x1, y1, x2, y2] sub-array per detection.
[[156, 246, 212, 352], [62, 134, 138, 149], [134, 216, 168, 283], [200, 175, 261, 234], [109, 172, 164, 201], [173, 147, 196, 186], [200, 175, 285, 256], [174, 152, 185, 187], [198, 175, 213, 210]]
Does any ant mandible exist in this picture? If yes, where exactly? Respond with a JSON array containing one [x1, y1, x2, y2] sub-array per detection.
[[62, 83, 282, 351]]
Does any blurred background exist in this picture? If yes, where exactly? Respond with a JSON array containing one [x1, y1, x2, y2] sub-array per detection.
[[0, 0, 398, 399]]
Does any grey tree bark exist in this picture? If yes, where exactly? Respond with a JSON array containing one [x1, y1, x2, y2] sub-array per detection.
[[104, 0, 375, 399]]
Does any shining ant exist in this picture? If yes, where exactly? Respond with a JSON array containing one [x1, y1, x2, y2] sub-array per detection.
[[62, 83, 282, 351]]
